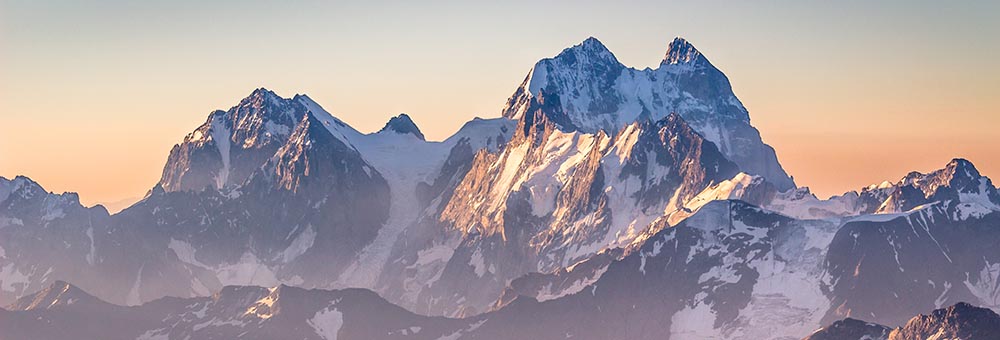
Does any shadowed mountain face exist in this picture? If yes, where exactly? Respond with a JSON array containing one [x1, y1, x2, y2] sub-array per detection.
[[0, 281, 477, 340], [158, 88, 316, 192], [0, 176, 113, 306], [888, 302, 1000, 340], [0, 88, 516, 308], [2, 36, 1000, 339], [7, 280, 107, 312], [823, 204, 1000, 326], [379, 113, 426, 141], [815, 159, 1000, 328]]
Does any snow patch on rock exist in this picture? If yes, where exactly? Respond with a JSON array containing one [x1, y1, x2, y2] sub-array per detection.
[[964, 260, 1000, 308], [308, 305, 344, 340], [216, 252, 280, 287], [169, 239, 209, 268], [281, 224, 316, 263], [209, 114, 232, 189]]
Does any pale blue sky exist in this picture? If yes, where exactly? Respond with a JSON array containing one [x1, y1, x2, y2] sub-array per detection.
[[2, 1, 998, 207]]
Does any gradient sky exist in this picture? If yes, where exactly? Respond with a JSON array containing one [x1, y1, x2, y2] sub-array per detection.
[[2, 0, 998, 211]]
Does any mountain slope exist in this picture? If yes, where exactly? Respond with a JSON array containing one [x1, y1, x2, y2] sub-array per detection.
[[375, 105, 741, 316], [820, 159, 1000, 327], [466, 159, 1000, 338], [873, 158, 1000, 214], [823, 204, 1000, 326], [1, 89, 516, 309], [158, 88, 362, 192], [0, 176, 114, 306], [453, 200, 839, 339]]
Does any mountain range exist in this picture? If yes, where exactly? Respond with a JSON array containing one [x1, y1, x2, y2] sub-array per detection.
[[1, 36, 998, 339], [2, 280, 998, 340]]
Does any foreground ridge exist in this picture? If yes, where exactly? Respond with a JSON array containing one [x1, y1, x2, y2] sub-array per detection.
[[806, 302, 1000, 340]]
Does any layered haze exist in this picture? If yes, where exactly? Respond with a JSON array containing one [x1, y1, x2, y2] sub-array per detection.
[[1, 0, 998, 208]]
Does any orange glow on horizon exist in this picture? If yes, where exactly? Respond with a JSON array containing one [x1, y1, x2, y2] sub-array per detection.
[[2, 1, 997, 210]]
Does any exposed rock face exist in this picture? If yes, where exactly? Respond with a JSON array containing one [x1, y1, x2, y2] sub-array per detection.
[[807, 303, 1000, 340], [874, 158, 1000, 214], [443, 102, 738, 248], [158, 88, 330, 192], [379, 113, 426, 140], [802, 318, 891, 340], [732, 158, 1000, 220], [376, 97, 742, 316], [888, 302, 1000, 340], [776, 158, 1000, 220], [502, 37, 795, 191]]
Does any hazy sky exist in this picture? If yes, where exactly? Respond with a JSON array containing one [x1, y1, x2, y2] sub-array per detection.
[[2, 0, 998, 210]]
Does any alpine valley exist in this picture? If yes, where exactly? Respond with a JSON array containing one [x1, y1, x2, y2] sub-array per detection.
[[2, 37, 998, 340]]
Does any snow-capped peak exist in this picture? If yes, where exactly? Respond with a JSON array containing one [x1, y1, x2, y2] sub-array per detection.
[[661, 36, 705, 66], [0, 175, 83, 208], [944, 158, 981, 180], [377, 113, 425, 140], [292, 93, 364, 144], [873, 158, 1000, 214], [556, 37, 619, 65], [865, 180, 895, 191], [0, 175, 32, 204], [158, 88, 371, 192], [242, 87, 285, 111], [897, 158, 987, 195], [503, 35, 796, 191], [522, 37, 621, 98]]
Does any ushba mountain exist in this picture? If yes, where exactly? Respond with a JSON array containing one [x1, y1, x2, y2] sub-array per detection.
[[1, 36, 998, 340]]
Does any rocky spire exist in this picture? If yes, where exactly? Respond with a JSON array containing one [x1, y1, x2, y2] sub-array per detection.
[[378, 113, 425, 140]]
